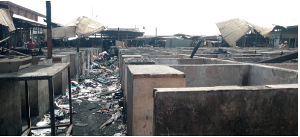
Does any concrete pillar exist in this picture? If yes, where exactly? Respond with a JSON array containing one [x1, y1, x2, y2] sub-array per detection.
[[126, 65, 186, 136]]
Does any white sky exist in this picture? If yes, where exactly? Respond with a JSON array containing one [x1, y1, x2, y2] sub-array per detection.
[[11, 0, 299, 36]]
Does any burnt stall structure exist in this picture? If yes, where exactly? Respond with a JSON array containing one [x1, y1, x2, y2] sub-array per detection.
[[269, 25, 298, 48], [98, 28, 144, 51]]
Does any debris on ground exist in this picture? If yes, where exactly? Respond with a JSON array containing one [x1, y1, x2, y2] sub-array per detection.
[[31, 54, 125, 136]]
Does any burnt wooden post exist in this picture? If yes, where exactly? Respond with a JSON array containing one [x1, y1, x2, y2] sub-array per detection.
[[46, 1, 52, 58]]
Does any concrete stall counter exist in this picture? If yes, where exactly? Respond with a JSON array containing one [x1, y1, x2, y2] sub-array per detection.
[[127, 65, 186, 136]]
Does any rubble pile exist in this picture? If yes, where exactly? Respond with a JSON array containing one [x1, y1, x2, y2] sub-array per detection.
[[32, 52, 125, 136]]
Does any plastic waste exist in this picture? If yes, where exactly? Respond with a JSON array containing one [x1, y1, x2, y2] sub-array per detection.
[[55, 109, 64, 120], [112, 111, 122, 121], [36, 121, 50, 127], [31, 128, 51, 136], [114, 133, 121, 136]]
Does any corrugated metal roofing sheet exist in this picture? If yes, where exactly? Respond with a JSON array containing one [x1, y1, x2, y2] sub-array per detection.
[[0, 9, 15, 32], [216, 18, 272, 47], [13, 14, 47, 27], [66, 16, 107, 37], [43, 26, 76, 39]]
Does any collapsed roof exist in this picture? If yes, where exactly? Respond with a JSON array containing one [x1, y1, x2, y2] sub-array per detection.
[[216, 18, 272, 47], [0, 8, 15, 32], [65, 16, 107, 38]]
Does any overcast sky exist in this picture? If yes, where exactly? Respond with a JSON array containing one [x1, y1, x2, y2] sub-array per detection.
[[11, 0, 299, 36]]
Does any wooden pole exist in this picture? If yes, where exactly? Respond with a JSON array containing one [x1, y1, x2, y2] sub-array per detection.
[[46, 1, 52, 59]]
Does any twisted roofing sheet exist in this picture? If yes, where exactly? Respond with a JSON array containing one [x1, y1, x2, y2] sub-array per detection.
[[66, 16, 107, 37], [0, 9, 15, 32], [216, 18, 272, 47]]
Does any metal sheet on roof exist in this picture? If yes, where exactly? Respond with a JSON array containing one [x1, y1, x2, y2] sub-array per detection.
[[0, 9, 15, 32], [216, 18, 272, 47], [43, 26, 76, 39], [13, 14, 47, 27], [66, 16, 107, 37]]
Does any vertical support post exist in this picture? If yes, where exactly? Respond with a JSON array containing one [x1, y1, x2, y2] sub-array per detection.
[[255, 31, 257, 47], [155, 27, 157, 37], [30, 27, 33, 40], [118, 27, 119, 41], [46, 1, 52, 59], [100, 33, 103, 51], [77, 37, 79, 52], [9, 32, 12, 48], [68, 66, 73, 124], [25, 81, 31, 129], [279, 30, 282, 44], [48, 78, 55, 136], [94, 33, 96, 47]]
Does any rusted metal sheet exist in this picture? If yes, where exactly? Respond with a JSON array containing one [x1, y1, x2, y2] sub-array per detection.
[[0, 8, 15, 32], [216, 18, 272, 47]]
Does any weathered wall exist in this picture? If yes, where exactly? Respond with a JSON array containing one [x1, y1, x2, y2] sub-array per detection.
[[52, 55, 70, 95], [165, 38, 192, 48], [260, 63, 298, 70], [153, 84, 298, 135], [152, 58, 238, 65], [37, 80, 50, 117], [231, 57, 264, 63], [120, 55, 141, 91], [248, 64, 298, 86], [127, 65, 186, 136], [20, 80, 39, 116], [171, 64, 250, 87], [0, 81, 22, 135]]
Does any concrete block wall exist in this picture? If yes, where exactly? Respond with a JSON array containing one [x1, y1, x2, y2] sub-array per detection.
[[127, 65, 186, 136], [123, 58, 155, 119], [248, 64, 298, 86], [52, 55, 70, 95], [231, 57, 264, 63], [260, 63, 298, 70], [170, 64, 250, 87], [20, 80, 50, 118], [0, 81, 22, 135], [120, 55, 142, 91], [20, 80, 39, 116], [152, 58, 239, 65], [153, 84, 298, 135]]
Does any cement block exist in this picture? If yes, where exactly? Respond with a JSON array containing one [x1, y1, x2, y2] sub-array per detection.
[[153, 84, 298, 135], [127, 65, 186, 136]]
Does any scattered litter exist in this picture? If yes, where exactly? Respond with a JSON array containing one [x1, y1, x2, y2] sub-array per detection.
[[31, 128, 51, 136], [118, 124, 125, 130], [36, 121, 50, 127], [114, 133, 121, 136], [99, 111, 122, 129], [59, 118, 70, 123], [74, 121, 88, 127]]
